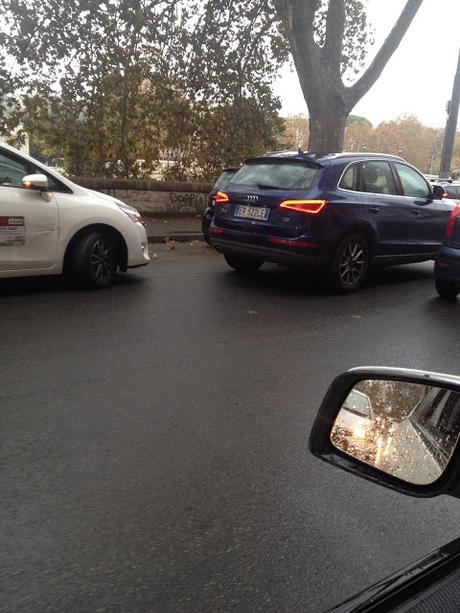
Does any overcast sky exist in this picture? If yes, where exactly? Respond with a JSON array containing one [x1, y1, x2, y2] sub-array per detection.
[[274, 0, 460, 128]]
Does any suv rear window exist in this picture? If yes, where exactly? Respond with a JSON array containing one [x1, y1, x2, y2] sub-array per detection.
[[230, 161, 321, 190], [213, 169, 238, 192]]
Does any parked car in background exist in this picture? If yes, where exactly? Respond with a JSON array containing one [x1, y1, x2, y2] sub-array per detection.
[[202, 167, 240, 244], [444, 181, 460, 200], [210, 151, 454, 291], [331, 388, 377, 463], [0, 143, 150, 288], [435, 200, 460, 299], [432, 179, 460, 199]]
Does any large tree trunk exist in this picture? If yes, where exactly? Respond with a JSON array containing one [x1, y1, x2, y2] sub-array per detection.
[[308, 106, 348, 152], [274, 0, 423, 155]]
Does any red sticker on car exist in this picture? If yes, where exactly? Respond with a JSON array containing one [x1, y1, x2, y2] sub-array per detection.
[[0, 216, 25, 245]]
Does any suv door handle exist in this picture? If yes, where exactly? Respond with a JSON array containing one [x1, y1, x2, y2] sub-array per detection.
[[411, 209, 421, 215], [369, 207, 380, 213]]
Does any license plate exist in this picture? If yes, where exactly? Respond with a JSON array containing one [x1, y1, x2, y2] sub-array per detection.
[[234, 204, 269, 221]]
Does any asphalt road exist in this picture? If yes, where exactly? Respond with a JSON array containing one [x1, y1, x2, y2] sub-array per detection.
[[3, 243, 460, 612]]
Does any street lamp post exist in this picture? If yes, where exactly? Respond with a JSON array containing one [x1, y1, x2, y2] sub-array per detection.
[[439, 48, 460, 179]]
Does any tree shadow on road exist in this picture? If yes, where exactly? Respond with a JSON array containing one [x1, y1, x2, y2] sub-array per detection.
[[219, 262, 434, 299], [364, 263, 434, 289], [424, 295, 460, 313], [0, 271, 147, 298], [220, 265, 328, 298]]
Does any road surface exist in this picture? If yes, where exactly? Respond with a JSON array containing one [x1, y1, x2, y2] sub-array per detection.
[[2, 243, 460, 612]]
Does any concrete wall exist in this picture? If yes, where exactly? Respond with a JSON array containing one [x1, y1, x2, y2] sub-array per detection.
[[73, 177, 213, 216]]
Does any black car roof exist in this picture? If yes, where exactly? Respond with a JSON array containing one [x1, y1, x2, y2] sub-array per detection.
[[248, 150, 405, 166]]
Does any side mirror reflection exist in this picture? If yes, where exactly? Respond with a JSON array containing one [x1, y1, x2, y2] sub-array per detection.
[[331, 379, 460, 485]]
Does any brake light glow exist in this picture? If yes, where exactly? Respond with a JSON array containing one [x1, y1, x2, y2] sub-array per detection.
[[279, 199, 328, 214], [269, 237, 317, 248], [210, 226, 224, 234], [446, 203, 460, 239], [215, 191, 229, 204]]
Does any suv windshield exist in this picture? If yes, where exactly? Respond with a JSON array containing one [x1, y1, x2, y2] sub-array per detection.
[[230, 160, 321, 190]]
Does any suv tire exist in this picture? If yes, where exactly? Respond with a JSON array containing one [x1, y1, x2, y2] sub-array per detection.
[[327, 234, 369, 292], [224, 253, 263, 273], [436, 278, 460, 300]]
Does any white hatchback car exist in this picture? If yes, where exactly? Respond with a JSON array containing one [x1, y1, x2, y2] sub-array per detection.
[[0, 143, 150, 288]]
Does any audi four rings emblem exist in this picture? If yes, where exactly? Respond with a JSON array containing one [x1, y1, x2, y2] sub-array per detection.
[[244, 195, 259, 203]]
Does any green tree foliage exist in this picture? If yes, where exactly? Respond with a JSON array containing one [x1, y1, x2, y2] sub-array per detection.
[[280, 111, 459, 174], [0, 0, 287, 180], [341, 113, 460, 174], [161, 0, 288, 180], [1, 0, 182, 175], [346, 114, 372, 127]]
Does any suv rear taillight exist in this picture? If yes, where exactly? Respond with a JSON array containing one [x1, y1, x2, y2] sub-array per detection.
[[279, 199, 327, 214], [215, 191, 229, 204], [446, 204, 460, 239]]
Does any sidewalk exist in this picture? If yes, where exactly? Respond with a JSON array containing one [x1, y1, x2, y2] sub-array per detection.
[[143, 215, 203, 243]]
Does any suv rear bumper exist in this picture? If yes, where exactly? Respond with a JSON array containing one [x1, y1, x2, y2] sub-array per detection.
[[435, 245, 460, 281], [210, 236, 329, 269]]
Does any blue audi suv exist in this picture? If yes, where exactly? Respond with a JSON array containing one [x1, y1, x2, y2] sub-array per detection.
[[209, 151, 453, 291]]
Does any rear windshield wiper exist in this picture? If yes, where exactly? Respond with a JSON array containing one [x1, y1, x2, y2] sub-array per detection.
[[256, 183, 283, 190]]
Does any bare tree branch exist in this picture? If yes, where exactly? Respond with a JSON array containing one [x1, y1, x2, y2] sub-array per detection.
[[347, 0, 423, 106]]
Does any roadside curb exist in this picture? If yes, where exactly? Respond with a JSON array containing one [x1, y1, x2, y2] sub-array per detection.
[[147, 232, 204, 244]]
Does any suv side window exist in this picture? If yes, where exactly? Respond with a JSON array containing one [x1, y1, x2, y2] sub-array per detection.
[[360, 161, 396, 195], [394, 163, 430, 198], [339, 163, 359, 191]]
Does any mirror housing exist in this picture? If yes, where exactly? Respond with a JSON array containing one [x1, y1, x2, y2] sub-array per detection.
[[309, 367, 460, 498], [432, 184, 447, 200], [22, 174, 48, 192]]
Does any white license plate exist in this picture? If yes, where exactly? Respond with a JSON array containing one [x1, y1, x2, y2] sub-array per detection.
[[234, 204, 269, 221]]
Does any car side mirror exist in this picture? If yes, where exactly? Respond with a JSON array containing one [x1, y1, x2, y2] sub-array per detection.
[[22, 174, 48, 192], [309, 367, 460, 497], [432, 184, 447, 200]]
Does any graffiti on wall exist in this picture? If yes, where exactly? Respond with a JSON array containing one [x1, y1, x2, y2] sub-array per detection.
[[168, 192, 206, 210]]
